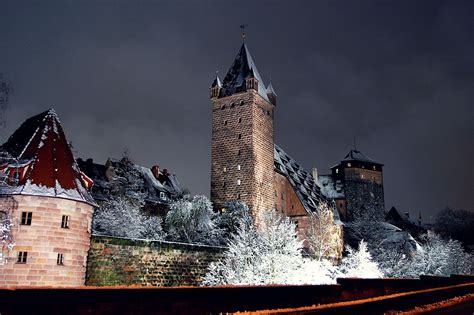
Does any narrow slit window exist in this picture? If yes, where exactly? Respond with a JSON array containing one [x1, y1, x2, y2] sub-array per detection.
[[238, 118, 242, 123], [61, 215, 70, 229], [20, 212, 32, 225], [237, 179, 241, 185], [238, 134, 242, 139], [224, 120, 228, 126], [237, 149, 241, 156], [17, 252, 27, 264], [237, 165, 241, 171], [57, 253, 64, 265]]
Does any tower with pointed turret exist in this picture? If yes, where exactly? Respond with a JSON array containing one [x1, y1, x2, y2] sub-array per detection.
[[210, 43, 276, 217]]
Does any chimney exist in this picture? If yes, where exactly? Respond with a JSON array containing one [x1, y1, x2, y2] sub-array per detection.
[[151, 165, 160, 180], [312, 167, 319, 185]]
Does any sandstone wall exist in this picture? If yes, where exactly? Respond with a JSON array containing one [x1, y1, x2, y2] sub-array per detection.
[[86, 236, 225, 287], [0, 195, 94, 287]]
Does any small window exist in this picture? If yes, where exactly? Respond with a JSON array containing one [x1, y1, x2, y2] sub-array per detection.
[[291, 204, 295, 210], [17, 252, 27, 264], [361, 174, 365, 179], [221, 104, 226, 110], [61, 215, 70, 229], [237, 179, 241, 185], [238, 118, 242, 123], [238, 134, 242, 139], [20, 212, 32, 225], [274, 190, 278, 197], [12, 170, 20, 181], [237, 193, 241, 199], [267, 110, 270, 116], [223, 182, 226, 188], [224, 120, 228, 126], [223, 166, 227, 172], [240, 100, 244, 106], [57, 253, 64, 265], [373, 166, 376, 170], [237, 149, 241, 156], [347, 163, 352, 167], [281, 192, 284, 200], [294, 220, 299, 229], [237, 165, 241, 171], [335, 168, 339, 174], [160, 192, 166, 200]]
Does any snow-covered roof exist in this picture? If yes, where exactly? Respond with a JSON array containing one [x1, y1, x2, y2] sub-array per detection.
[[318, 174, 345, 199], [274, 144, 341, 224], [0, 109, 96, 205], [220, 43, 270, 102], [210, 74, 222, 88]]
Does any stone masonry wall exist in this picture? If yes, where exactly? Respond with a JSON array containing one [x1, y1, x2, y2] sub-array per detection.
[[0, 195, 94, 287], [86, 236, 224, 287], [210, 90, 275, 217]]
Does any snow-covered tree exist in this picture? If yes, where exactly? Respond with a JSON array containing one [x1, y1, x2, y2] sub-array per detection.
[[292, 259, 337, 285], [304, 202, 343, 261], [215, 200, 252, 237], [337, 240, 383, 279], [0, 194, 17, 264], [434, 207, 474, 246], [166, 195, 217, 244], [203, 210, 304, 285], [92, 195, 165, 240]]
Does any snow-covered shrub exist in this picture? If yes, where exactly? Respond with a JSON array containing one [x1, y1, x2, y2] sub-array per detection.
[[405, 232, 471, 277], [291, 259, 337, 285], [166, 195, 217, 244], [337, 240, 383, 279], [203, 210, 304, 285], [92, 196, 165, 240]]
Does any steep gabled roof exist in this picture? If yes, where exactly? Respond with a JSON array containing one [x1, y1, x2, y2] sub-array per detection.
[[274, 144, 342, 224], [210, 74, 222, 88], [220, 43, 269, 102], [330, 149, 383, 169], [1, 109, 95, 205]]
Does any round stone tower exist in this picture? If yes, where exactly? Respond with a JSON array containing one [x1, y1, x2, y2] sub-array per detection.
[[0, 109, 95, 287]]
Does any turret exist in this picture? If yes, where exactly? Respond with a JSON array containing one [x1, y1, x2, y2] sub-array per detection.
[[210, 73, 222, 99], [266, 82, 277, 106]]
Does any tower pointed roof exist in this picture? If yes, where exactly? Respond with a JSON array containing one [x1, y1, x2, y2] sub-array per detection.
[[210, 73, 222, 88], [0, 109, 95, 205], [220, 43, 269, 101], [266, 81, 277, 96]]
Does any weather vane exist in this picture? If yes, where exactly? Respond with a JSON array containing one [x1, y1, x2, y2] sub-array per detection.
[[240, 24, 248, 41]]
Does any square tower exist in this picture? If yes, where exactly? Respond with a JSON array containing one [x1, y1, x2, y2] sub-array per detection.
[[210, 43, 276, 217]]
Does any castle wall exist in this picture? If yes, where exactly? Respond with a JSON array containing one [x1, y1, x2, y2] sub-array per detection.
[[86, 236, 224, 286], [0, 195, 94, 287], [210, 90, 275, 217]]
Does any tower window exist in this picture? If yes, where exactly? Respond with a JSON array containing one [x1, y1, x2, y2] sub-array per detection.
[[223, 166, 227, 172], [361, 174, 365, 179], [61, 215, 70, 229], [291, 204, 295, 210], [221, 104, 226, 110], [223, 182, 226, 188], [237, 193, 241, 199], [237, 165, 241, 171], [347, 163, 352, 167], [238, 134, 242, 139], [336, 168, 339, 174], [20, 212, 32, 225], [240, 100, 244, 106], [17, 252, 27, 264], [238, 118, 242, 123], [57, 253, 64, 265], [237, 179, 241, 185], [237, 149, 241, 156], [160, 192, 167, 200], [373, 166, 376, 170], [224, 120, 228, 126]]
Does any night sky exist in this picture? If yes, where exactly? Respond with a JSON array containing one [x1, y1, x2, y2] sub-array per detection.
[[1, 1, 472, 221]]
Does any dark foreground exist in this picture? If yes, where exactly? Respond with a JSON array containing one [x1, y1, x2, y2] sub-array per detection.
[[0, 275, 472, 314]]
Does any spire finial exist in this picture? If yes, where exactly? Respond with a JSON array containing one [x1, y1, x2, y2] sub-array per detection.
[[353, 137, 357, 151], [240, 24, 248, 42]]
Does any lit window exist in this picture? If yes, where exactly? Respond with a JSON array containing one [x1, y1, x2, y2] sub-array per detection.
[[160, 192, 166, 200], [20, 212, 32, 225], [373, 166, 376, 170], [223, 166, 227, 172], [237, 179, 241, 185], [361, 174, 365, 179], [336, 168, 339, 174], [57, 253, 64, 265], [61, 215, 70, 229], [237, 165, 241, 171], [347, 163, 351, 167], [17, 252, 27, 264]]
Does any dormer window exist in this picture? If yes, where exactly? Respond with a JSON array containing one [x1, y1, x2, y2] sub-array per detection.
[[160, 192, 166, 200]]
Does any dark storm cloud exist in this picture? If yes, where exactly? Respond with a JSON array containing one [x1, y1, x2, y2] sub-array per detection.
[[1, 0, 472, 221]]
